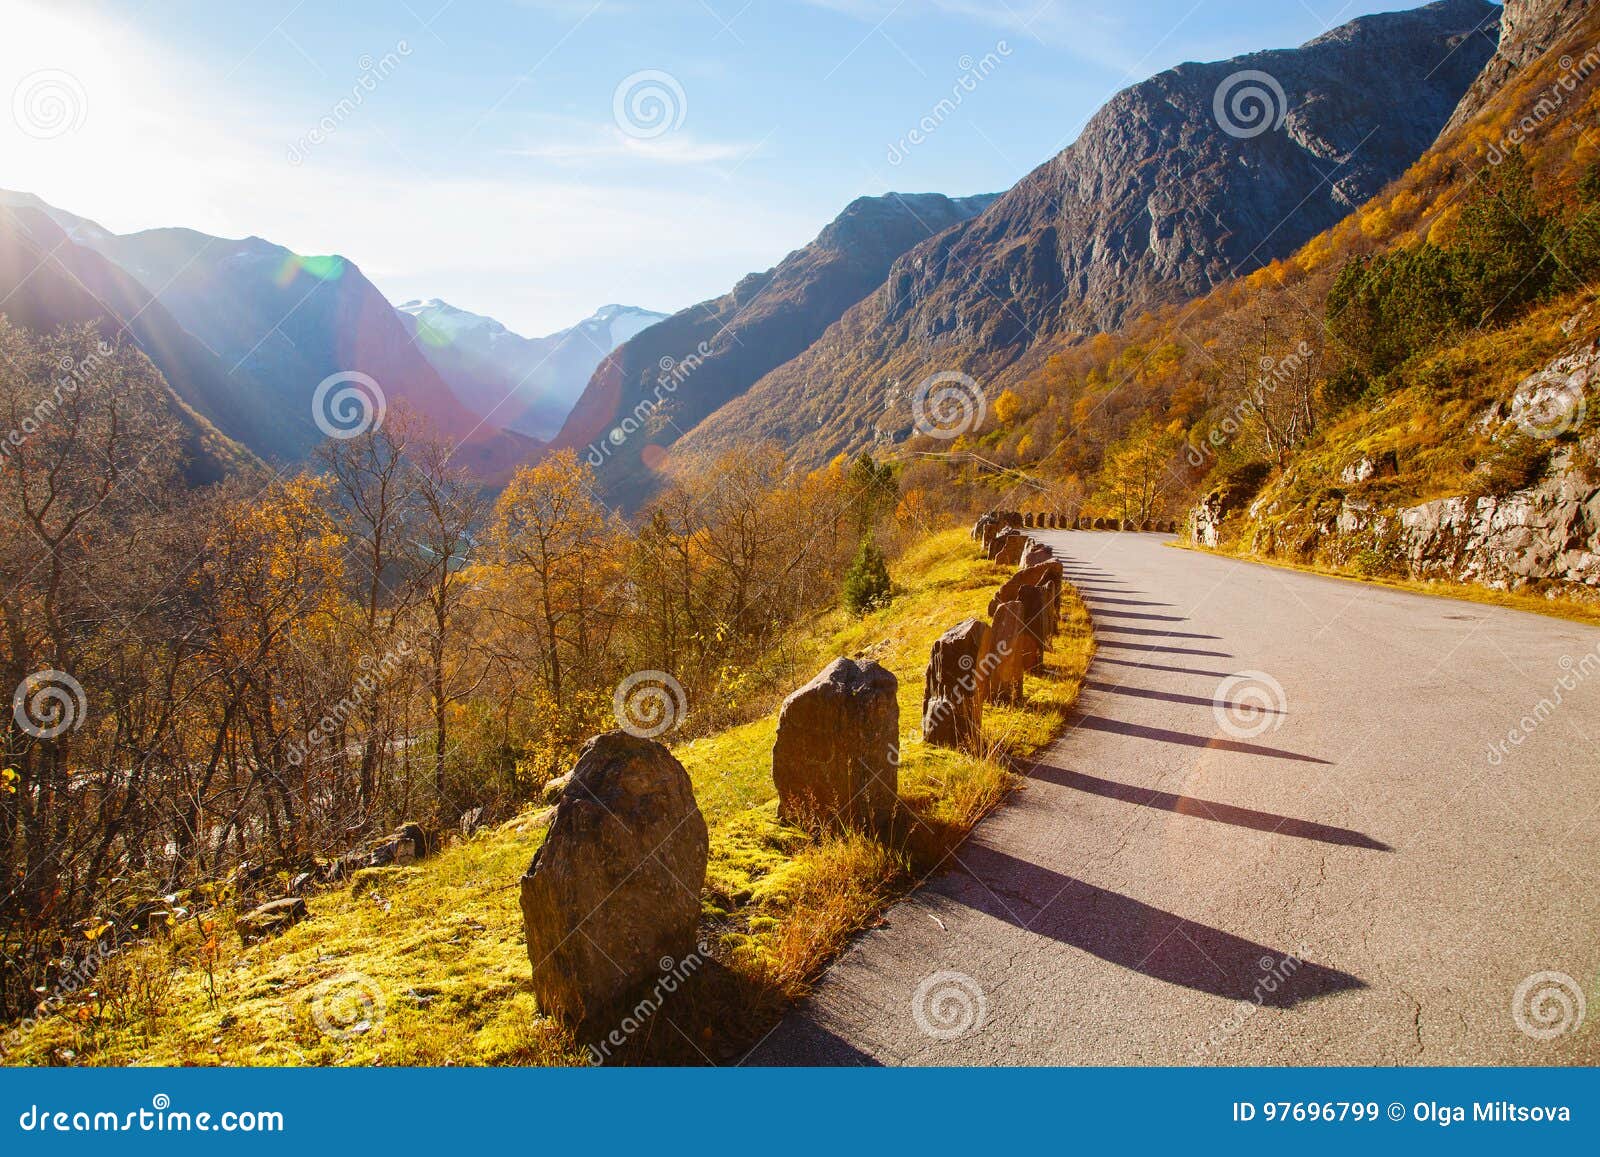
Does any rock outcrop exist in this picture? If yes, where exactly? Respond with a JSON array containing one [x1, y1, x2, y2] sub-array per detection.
[[773, 657, 899, 830], [520, 732, 708, 1030], [1443, 0, 1592, 134], [1199, 337, 1599, 591]]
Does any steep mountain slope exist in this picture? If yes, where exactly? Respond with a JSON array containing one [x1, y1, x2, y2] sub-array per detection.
[[397, 300, 665, 441], [676, 0, 1501, 474], [81, 224, 538, 477], [551, 191, 996, 504], [0, 193, 540, 480], [1444, 0, 1592, 131], [0, 202, 258, 482]]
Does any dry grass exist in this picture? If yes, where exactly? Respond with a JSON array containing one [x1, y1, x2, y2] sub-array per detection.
[[2, 527, 1093, 1067]]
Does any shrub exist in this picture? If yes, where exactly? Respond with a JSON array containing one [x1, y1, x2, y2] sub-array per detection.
[[842, 537, 891, 614]]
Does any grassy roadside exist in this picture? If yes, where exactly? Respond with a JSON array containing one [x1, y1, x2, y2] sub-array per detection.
[[1, 528, 1093, 1067], [1168, 538, 1600, 628]]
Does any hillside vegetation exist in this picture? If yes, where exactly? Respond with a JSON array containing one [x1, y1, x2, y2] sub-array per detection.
[[1, 529, 1092, 1066], [872, 2, 1600, 599]]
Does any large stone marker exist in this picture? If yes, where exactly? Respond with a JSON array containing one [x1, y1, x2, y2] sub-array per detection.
[[989, 559, 1064, 636], [773, 657, 899, 831], [987, 600, 1028, 703], [922, 619, 991, 752], [520, 732, 708, 1030], [1017, 586, 1050, 670], [994, 530, 1029, 566]]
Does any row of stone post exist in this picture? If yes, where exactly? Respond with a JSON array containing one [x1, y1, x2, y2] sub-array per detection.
[[922, 531, 1065, 754], [974, 510, 1180, 536]]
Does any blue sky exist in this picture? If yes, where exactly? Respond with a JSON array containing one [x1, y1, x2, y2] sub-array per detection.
[[2, 0, 1466, 335]]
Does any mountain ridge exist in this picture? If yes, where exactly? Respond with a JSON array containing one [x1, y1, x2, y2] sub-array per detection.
[[671, 0, 1502, 477]]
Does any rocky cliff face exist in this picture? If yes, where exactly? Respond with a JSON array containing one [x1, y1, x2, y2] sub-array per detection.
[[1443, 0, 1594, 134], [1210, 336, 1600, 591], [551, 191, 995, 505], [674, 0, 1500, 475]]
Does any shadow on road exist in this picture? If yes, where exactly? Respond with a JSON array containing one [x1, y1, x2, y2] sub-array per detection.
[[1025, 763, 1390, 851], [1082, 680, 1286, 714], [1070, 713, 1331, 765], [949, 845, 1365, 1006]]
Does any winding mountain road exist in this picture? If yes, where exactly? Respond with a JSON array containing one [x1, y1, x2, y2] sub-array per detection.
[[750, 530, 1600, 1065]]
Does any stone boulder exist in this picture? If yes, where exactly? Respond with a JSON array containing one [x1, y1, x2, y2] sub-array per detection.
[[520, 732, 709, 1030], [994, 530, 1029, 566], [986, 600, 1029, 704], [988, 559, 1063, 632], [773, 657, 899, 831], [922, 619, 991, 751], [1023, 542, 1055, 568], [972, 513, 998, 543], [1017, 586, 1050, 669], [237, 897, 307, 944]]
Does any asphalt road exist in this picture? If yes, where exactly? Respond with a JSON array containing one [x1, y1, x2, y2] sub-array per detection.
[[749, 531, 1600, 1065]]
